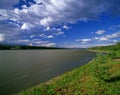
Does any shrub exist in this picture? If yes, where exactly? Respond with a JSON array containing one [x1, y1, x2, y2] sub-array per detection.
[[107, 51, 116, 59], [91, 54, 111, 81]]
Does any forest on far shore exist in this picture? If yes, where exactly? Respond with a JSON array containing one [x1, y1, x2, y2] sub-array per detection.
[[0, 44, 65, 50]]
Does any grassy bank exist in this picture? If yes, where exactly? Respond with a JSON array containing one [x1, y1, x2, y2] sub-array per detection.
[[89, 42, 120, 57], [16, 44, 120, 95]]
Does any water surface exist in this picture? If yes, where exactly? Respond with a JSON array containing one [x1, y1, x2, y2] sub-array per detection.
[[0, 50, 95, 95]]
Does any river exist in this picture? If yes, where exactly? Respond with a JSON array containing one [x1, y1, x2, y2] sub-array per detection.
[[0, 50, 96, 95]]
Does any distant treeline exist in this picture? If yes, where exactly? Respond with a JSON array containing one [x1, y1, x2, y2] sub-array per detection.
[[0, 44, 65, 50]]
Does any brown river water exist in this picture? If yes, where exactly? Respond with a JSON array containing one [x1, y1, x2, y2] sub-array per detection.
[[0, 50, 96, 95]]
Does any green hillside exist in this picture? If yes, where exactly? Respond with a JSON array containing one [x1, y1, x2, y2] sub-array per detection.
[[89, 42, 120, 51], [89, 42, 120, 58]]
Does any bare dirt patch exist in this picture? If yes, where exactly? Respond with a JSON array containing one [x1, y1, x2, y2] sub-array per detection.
[[114, 58, 120, 62]]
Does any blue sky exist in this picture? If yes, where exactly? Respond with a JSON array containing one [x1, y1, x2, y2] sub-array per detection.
[[0, 0, 120, 48]]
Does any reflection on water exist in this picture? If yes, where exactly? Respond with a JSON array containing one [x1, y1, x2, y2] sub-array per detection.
[[0, 50, 96, 95]]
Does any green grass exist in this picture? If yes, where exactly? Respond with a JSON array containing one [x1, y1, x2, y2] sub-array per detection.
[[89, 42, 120, 52], [15, 50, 120, 95], [116, 51, 120, 57]]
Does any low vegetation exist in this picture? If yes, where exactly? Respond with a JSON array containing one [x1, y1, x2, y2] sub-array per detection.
[[88, 42, 120, 59], [16, 43, 120, 95]]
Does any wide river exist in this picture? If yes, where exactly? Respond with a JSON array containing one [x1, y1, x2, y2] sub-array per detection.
[[0, 50, 96, 95]]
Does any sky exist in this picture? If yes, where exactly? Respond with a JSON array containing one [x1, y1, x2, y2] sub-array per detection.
[[0, 0, 120, 48]]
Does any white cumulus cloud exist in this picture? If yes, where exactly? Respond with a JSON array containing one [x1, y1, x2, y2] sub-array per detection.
[[40, 17, 53, 27], [95, 30, 106, 35], [21, 23, 34, 30], [98, 32, 120, 41], [47, 35, 54, 39], [0, 34, 4, 42], [76, 38, 92, 44], [63, 25, 69, 30]]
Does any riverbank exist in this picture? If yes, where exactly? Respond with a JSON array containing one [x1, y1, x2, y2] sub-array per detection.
[[16, 51, 120, 95], [87, 49, 110, 53]]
